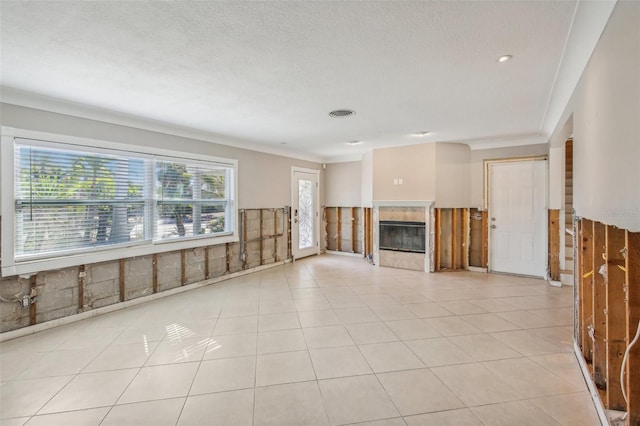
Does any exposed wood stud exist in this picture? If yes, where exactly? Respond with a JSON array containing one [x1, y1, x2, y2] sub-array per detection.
[[549, 209, 561, 281], [259, 209, 264, 266], [29, 275, 37, 326], [351, 207, 357, 253], [462, 208, 470, 269], [368, 208, 373, 258], [119, 259, 126, 302], [581, 219, 594, 362], [576, 219, 583, 352], [481, 210, 488, 268], [605, 225, 626, 410], [287, 207, 292, 259], [152, 254, 158, 293], [592, 221, 607, 395], [452, 208, 458, 270], [225, 242, 231, 273], [434, 209, 441, 272], [337, 207, 342, 252], [626, 231, 640, 424], [204, 247, 210, 279], [362, 208, 369, 258], [274, 209, 278, 262], [243, 210, 248, 268], [78, 265, 85, 311], [181, 249, 187, 285]]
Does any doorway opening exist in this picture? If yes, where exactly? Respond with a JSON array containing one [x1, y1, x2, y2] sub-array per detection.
[[291, 167, 320, 260]]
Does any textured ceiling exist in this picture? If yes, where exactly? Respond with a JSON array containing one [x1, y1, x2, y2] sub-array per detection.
[[0, 1, 609, 161]]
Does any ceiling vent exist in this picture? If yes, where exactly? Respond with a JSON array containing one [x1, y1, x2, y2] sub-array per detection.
[[329, 109, 355, 118]]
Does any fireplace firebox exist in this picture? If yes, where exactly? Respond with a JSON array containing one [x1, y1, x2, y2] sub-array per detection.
[[379, 221, 426, 253]]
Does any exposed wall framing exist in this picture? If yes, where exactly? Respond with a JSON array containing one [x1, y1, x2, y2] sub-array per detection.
[[575, 217, 640, 422], [433, 208, 471, 271], [0, 207, 292, 333], [324, 206, 363, 255], [549, 209, 561, 281], [363, 208, 373, 259], [468, 208, 487, 268]]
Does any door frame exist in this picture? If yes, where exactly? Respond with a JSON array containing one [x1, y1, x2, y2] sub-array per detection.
[[291, 166, 321, 260], [484, 156, 548, 277]]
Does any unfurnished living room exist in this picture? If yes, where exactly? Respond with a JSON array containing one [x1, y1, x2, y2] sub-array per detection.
[[0, 1, 639, 425]]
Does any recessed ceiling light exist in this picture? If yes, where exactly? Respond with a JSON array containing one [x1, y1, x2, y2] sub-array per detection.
[[346, 141, 363, 145], [329, 109, 356, 118], [414, 131, 430, 136], [498, 55, 513, 63]]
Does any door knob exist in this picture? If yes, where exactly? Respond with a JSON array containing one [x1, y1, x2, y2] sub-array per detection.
[[491, 217, 496, 221], [490, 224, 497, 229]]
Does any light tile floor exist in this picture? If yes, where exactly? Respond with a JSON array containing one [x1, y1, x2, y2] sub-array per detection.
[[0, 255, 601, 425]]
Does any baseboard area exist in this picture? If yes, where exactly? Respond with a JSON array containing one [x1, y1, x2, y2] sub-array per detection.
[[0, 259, 292, 343]]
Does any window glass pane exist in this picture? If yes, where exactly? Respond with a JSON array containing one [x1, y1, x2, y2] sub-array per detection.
[[10, 138, 237, 268], [298, 179, 314, 249], [15, 142, 147, 257], [154, 160, 230, 240]]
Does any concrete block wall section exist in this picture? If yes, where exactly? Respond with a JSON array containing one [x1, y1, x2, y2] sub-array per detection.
[[124, 256, 154, 301], [185, 248, 206, 284], [0, 277, 31, 331], [85, 261, 121, 309], [227, 242, 244, 273], [207, 245, 227, 278], [157, 252, 182, 292], [0, 207, 292, 333], [36, 267, 79, 323]]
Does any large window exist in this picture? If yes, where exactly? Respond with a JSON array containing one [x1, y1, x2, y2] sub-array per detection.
[[2, 134, 237, 276]]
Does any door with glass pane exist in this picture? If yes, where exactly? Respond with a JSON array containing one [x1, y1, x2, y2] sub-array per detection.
[[292, 168, 319, 259]]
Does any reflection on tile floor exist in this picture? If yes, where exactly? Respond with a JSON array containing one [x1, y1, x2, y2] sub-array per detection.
[[0, 255, 600, 425]]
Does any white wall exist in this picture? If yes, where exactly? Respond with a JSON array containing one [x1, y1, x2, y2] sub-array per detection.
[[324, 161, 361, 206], [570, 1, 640, 231], [434, 143, 471, 208], [469, 144, 549, 209], [0, 103, 323, 209]]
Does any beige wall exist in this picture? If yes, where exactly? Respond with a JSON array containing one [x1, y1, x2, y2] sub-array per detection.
[[361, 151, 373, 207], [570, 1, 640, 232], [434, 143, 471, 208], [468, 144, 548, 209], [372, 143, 436, 201], [324, 161, 361, 206], [0, 104, 322, 209]]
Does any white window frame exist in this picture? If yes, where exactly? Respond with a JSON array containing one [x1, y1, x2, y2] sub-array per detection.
[[1, 127, 239, 277]]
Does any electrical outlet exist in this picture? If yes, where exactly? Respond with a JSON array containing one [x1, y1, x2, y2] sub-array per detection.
[[21, 295, 31, 308]]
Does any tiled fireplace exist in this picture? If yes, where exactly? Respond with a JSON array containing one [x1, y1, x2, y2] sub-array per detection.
[[372, 201, 433, 272]]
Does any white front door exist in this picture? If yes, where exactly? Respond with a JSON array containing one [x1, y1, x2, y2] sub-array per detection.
[[292, 168, 320, 260], [489, 160, 547, 277]]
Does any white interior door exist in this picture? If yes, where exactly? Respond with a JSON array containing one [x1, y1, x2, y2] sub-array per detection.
[[489, 160, 547, 277], [292, 168, 319, 260]]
